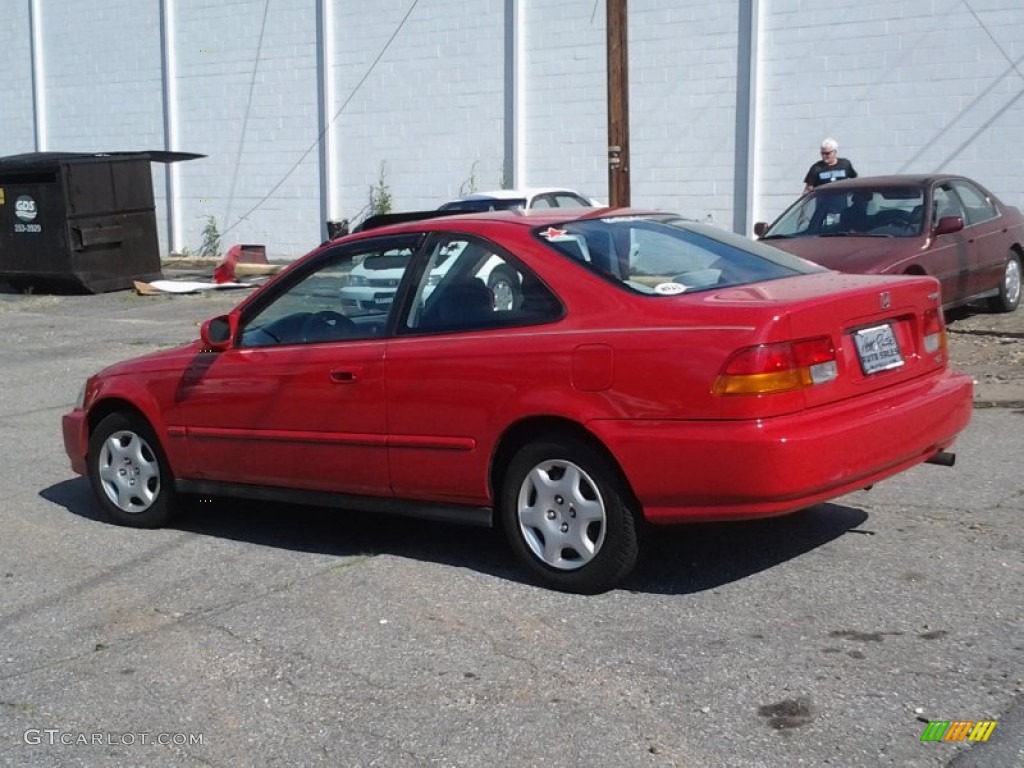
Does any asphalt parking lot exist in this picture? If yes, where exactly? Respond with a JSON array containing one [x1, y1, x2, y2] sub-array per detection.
[[1, 284, 1021, 767]]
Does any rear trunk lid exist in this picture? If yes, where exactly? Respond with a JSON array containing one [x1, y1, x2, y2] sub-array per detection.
[[707, 271, 947, 411]]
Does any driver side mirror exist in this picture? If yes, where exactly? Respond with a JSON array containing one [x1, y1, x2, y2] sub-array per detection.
[[753, 222, 768, 238], [934, 216, 964, 236], [200, 314, 238, 352]]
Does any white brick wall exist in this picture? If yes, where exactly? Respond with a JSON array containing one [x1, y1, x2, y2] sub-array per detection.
[[172, 0, 321, 259], [332, 0, 505, 219], [38, 1, 164, 151], [0, 2, 36, 153], [521, 0, 607, 201], [626, 0, 740, 223], [2, 0, 1023, 258]]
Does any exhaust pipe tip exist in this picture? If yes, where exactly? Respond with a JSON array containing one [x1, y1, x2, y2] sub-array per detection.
[[925, 451, 956, 467]]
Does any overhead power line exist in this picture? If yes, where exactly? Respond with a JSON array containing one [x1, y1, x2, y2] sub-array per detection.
[[222, 0, 421, 236]]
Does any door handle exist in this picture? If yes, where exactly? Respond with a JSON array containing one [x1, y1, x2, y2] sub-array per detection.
[[330, 369, 357, 383]]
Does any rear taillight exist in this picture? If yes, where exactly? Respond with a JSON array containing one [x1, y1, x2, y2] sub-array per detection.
[[713, 336, 837, 396], [923, 307, 946, 354]]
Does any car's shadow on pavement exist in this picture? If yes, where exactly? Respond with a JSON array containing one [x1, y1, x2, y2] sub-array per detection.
[[42, 478, 868, 596], [624, 504, 868, 594]]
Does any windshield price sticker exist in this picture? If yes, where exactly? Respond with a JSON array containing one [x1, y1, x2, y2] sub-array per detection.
[[854, 324, 904, 375]]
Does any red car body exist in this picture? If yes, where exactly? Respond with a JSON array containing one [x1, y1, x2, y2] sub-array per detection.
[[756, 175, 1024, 313], [63, 209, 973, 592]]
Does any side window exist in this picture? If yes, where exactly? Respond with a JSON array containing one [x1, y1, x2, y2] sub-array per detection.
[[553, 193, 592, 208], [931, 186, 964, 225], [239, 240, 416, 347], [950, 180, 998, 226], [404, 236, 561, 332], [531, 196, 556, 209]]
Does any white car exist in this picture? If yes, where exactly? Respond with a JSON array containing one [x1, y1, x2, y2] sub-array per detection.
[[438, 187, 601, 212], [341, 189, 602, 314], [340, 236, 530, 316]]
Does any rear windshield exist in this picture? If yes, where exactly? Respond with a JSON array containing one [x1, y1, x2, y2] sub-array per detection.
[[535, 215, 822, 295], [439, 198, 526, 212]]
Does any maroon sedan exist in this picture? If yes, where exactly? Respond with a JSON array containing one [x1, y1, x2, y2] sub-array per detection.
[[63, 209, 972, 593], [755, 175, 1023, 313]]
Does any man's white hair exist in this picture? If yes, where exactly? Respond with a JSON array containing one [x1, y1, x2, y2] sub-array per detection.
[[821, 137, 839, 152]]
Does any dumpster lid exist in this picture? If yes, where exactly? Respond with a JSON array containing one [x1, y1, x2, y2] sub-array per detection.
[[0, 151, 205, 171]]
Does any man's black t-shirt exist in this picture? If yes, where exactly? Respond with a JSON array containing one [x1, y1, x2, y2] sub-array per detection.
[[804, 158, 857, 188]]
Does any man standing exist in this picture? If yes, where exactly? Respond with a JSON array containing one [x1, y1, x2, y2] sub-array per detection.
[[803, 137, 857, 193]]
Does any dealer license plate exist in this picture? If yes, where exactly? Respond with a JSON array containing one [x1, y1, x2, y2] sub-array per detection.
[[854, 324, 904, 375]]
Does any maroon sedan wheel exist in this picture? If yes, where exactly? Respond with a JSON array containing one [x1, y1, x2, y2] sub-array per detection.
[[988, 252, 1021, 313]]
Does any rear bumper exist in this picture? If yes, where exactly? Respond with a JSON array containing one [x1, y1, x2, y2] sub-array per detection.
[[62, 409, 88, 476], [589, 370, 973, 523]]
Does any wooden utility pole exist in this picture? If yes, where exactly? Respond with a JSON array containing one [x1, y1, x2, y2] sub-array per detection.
[[607, 0, 630, 206]]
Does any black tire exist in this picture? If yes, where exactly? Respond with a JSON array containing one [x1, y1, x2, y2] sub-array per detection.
[[499, 437, 639, 593], [987, 252, 1021, 313], [487, 266, 521, 311], [87, 412, 176, 528]]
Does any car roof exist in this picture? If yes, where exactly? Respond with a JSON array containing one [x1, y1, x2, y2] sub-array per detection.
[[445, 187, 589, 202], [810, 174, 971, 190], [347, 206, 653, 239]]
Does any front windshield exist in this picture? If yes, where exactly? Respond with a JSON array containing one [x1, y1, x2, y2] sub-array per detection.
[[535, 215, 822, 296], [763, 186, 925, 239]]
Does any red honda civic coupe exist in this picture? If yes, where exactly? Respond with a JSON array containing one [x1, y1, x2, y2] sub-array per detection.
[[63, 208, 973, 593]]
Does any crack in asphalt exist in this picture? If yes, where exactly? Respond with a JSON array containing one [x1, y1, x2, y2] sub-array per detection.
[[949, 327, 1024, 340]]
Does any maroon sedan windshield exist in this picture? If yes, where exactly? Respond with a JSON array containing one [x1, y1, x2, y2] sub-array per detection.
[[764, 187, 925, 238]]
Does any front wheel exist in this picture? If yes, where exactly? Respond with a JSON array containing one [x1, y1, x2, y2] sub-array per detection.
[[499, 437, 639, 593], [988, 252, 1021, 313], [87, 412, 176, 528]]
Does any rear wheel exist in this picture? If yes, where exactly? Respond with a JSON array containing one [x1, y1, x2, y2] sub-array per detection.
[[500, 437, 639, 593], [87, 412, 175, 528], [988, 252, 1021, 313]]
